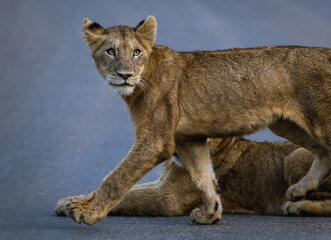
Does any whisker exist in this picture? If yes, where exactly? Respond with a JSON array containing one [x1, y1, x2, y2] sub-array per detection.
[[138, 78, 149, 93], [138, 80, 146, 93], [98, 75, 114, 93], [103, 79, 110, 86]]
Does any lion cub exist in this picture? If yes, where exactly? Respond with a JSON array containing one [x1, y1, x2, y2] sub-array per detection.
[[56, 16, 331, 225], [108, 138, 331, 217]]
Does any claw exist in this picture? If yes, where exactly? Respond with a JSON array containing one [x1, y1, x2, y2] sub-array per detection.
[[207, 212, 215, 217], [88, 192, 96, 201], [79, 212, 85, 222], [73, 215, 82, 224], [68, 207, 78, 218], [214, 201, 219, 211], [212, 218, 220, 224]]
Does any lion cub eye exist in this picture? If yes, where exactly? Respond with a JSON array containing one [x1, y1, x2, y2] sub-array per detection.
[[106, 48, 116, 56], [133, 49, 141, 57]]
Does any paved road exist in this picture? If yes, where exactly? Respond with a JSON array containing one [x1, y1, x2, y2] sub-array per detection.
[[0, 0, 330, 239]]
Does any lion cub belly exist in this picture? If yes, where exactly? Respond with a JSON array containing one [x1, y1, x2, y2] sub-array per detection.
[[176, 113, 273, 139]]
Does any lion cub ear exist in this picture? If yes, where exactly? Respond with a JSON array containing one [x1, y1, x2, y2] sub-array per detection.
[[82, 18, 105, 49], [134, 16, 157, 49]]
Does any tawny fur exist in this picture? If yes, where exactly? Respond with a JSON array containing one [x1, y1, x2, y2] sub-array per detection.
[[55, 16, 331, 225]]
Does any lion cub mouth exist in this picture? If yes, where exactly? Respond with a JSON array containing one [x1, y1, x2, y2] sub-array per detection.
[[109, 84, 136, 96], [109, 82, 134, 87], [106, 75, 138, 96]]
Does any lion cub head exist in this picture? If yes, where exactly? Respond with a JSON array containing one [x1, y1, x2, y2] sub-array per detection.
[[82, 16, 156, 96]]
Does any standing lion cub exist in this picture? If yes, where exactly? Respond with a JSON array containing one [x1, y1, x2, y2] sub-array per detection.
[[56, 16, 331, 225]]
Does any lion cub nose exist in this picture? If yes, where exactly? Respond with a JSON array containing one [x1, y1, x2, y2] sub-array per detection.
[[116, 72, 133, 80]]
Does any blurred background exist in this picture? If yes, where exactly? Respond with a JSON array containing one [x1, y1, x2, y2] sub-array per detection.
[[0, 0, 330, 238]]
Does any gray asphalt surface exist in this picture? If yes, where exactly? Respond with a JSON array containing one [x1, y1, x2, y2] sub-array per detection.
[[0, 0, 331, 239]]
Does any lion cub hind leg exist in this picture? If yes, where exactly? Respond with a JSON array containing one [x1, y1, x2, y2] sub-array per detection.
[[282, 200, 331, 216], [270, 119, 331, 201], [175, 140, 221, 224]]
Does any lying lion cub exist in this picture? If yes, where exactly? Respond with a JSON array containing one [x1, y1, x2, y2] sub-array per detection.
[[108, 138, 331, 217], [56, 16, 331, 225]]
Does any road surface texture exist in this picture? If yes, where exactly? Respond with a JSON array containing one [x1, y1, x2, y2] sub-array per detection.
[[0, 0, 330, 239]]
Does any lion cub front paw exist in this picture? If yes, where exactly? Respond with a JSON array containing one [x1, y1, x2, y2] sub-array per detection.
[[286, 184, 306, 201], [190, 202, 222, 225], [55, 195, 82, 216], [55, 192, 107, 225], [64, 192, 107, 226], [282, 201, 303, 215]]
